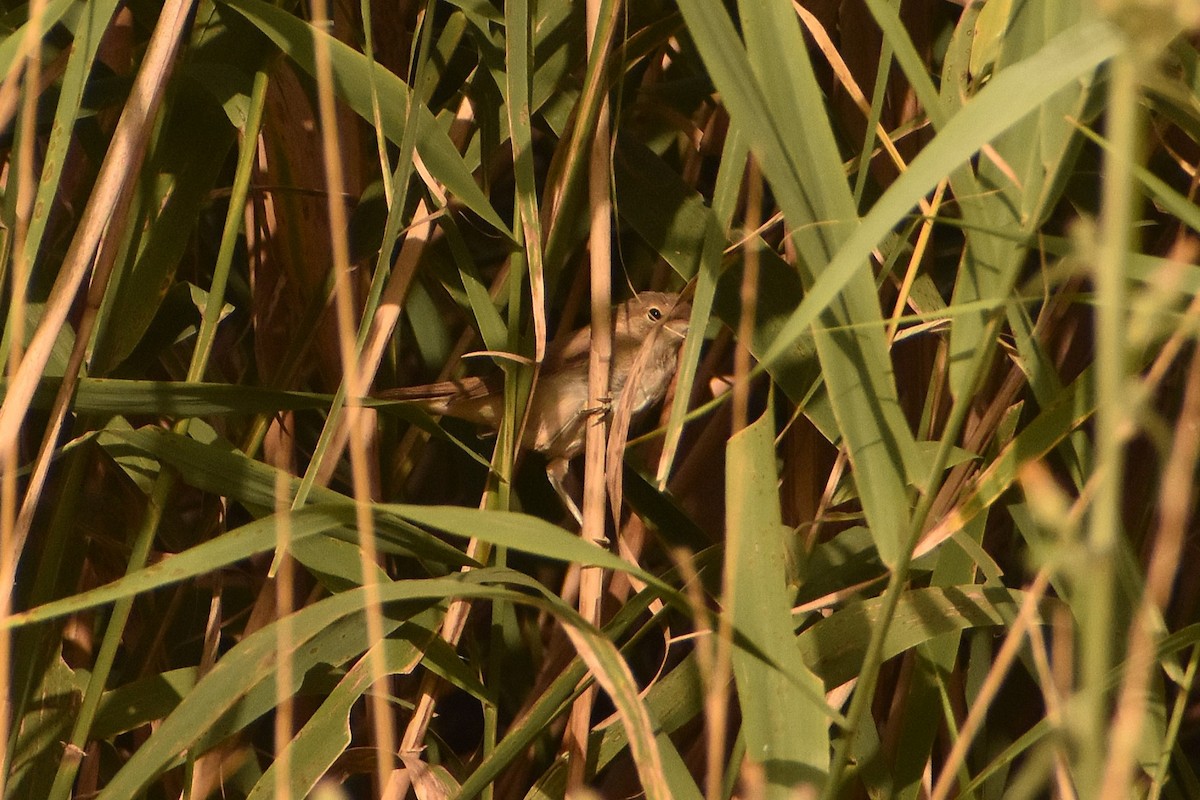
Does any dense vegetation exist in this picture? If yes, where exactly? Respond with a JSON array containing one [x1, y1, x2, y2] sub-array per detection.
[[2, 0, 1199, 797]]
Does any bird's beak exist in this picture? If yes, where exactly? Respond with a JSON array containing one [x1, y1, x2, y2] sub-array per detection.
[[663, 318, 689, 339]]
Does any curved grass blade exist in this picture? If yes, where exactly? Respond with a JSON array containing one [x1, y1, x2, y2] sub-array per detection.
[[727, 404, 830, 791]]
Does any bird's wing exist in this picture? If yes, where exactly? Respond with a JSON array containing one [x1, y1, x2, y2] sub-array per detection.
[[543, 325, 591, 370]]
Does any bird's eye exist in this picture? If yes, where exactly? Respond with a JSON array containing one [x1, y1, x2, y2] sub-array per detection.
[[647, 307, 663, 321]]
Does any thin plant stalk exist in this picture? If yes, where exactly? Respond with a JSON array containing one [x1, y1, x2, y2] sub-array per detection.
[[567, 0, 618, 784], [0, 0, 49, 790], [929, 570, 1051, 800], [360, 0, 394, 208], [308, 0, 397, 793], [1081, 45, 1141, 797], [710, 156, 762, 800], [274, 466, 296, 800], [1100, 338, 1200, 799]]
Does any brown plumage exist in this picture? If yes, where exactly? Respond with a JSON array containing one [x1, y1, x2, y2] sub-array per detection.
[[377, 292, 691, 520]]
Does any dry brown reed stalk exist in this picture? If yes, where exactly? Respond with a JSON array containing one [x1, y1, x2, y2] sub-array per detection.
[[0, 1, 51, 793], [308, 0, 396, 792], [605, 314, 681, 521], [566, 0, 618, 782], [271, 456, 297, 800], [1025, 606, 1079, 800]]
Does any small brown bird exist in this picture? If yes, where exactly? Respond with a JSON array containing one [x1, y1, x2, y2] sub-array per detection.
[[378, 292, 691, 520]]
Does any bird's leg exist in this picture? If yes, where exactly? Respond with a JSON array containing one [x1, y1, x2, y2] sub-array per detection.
[[544, 399, 613, 531], [542, 396, 611, 461], [546, 457, 583, 526], [582, 395, 613, 417]]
